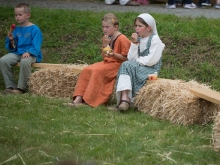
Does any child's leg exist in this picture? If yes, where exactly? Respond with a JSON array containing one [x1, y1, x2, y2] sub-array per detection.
[[121, 90, 130, 102], [18, 56, 36, 91], [116, 74, 132, 106], [0, 53, 20, 89], [115, 74, 133, 111], [167, 0, 176, 5], [183, 0, 193, 4]]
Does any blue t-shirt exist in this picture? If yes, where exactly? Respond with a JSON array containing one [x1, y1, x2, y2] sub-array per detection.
[[5, 24, 43, 63]]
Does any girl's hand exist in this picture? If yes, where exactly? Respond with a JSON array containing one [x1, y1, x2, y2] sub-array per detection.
[[102, 35, 111, 47], [131, 32, 139, 43], [22, 52, 30, 58], [105, 52, 114, 58]]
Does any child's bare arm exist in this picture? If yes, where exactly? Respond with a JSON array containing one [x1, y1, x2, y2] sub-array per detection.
[[106, 52, 127, 61]]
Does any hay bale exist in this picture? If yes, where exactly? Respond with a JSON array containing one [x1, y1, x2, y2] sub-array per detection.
[[28, 64, 87, 99], [213, 112, 220, 151], [134, 79, 220, 125]]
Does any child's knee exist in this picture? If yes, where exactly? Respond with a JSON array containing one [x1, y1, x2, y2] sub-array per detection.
[[20, 58, 32, 67]]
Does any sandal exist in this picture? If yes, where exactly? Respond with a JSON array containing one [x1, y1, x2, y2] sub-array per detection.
[[126, 0, 140, 6], [118, 100, 130, 111]]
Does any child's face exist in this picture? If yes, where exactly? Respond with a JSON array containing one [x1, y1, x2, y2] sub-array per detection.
[[102, 21, 117, 37], [134, 19, 151, 38], [14, 7, 30, 26]]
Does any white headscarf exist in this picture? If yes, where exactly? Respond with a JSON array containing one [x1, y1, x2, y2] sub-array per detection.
[[137, 13, 158, 35]]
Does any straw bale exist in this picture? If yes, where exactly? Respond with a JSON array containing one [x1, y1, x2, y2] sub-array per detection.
[[213, 112, 220, 151], [28, 64, 87, 99], [135, 79, 220, 125]]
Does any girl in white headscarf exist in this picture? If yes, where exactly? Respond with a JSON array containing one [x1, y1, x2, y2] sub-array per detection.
[[111, 13, 165, 111]]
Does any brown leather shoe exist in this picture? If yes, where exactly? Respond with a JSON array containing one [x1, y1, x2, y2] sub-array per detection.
[[126, 0, 140, 6], [118, 100, 130, 111], [2, 88, 14, 95], [10, 88, 25, 94]]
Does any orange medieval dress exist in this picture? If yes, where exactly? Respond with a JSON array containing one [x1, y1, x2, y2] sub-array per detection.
[[73, 34, 131, 107]]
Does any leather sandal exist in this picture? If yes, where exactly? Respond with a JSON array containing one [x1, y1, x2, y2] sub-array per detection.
[[126, 0, 140, 6], [118, 100, 130, 111]]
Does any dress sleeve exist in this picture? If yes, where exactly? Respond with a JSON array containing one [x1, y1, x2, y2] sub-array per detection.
[[127, 43, 139, 61], [136, 36, 165, 66]]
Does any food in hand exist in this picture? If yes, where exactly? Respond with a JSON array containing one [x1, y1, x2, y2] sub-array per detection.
[[9, 24, 16, 48], [9, 24, 16, 34], [103, 45, 112, 54]]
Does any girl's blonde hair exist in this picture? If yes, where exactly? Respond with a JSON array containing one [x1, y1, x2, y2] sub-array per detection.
[[102, 13, 119, 26]]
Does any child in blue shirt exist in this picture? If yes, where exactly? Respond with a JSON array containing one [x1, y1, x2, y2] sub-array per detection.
[[0, 3, 43, 94]]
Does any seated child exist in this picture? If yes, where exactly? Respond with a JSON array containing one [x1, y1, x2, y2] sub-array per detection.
[[63, 13, 131, 108], [111, 13, 165, 111], [0, 3, 43, 94]]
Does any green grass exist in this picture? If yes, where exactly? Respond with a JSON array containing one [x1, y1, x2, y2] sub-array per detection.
[[0, 5, 220, 165], [0, 94, 219, 165]]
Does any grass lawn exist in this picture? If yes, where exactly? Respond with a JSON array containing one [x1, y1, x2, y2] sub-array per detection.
[[0, 5, 220, 165]]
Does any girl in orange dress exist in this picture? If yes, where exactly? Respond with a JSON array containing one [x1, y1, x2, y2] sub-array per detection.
[[64, 13, 131, 108]]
